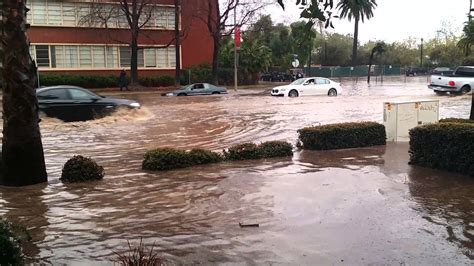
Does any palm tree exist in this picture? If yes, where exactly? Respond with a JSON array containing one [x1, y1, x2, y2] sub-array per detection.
[[0, 0, 48, 186], [367, 41, 386, 83], [337, 0, 377, 66], [458, 20, 474, 56]]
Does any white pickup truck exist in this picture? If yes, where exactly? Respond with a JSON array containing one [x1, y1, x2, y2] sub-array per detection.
[[428, 66, 474, 95]]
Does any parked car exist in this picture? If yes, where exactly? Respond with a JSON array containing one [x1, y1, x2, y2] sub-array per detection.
[[165, 83, 227, 96], [428, 66, 474, 95], [430, 67, 454, 76], [406, 67, 428, 76], [271, 77, 341, 97], [36, 85, 140, 122]]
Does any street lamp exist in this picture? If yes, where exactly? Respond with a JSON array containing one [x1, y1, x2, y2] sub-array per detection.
[[420, 38, 424, 68]]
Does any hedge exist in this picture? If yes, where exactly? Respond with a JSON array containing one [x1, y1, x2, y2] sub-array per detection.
[[39, 74, 174, 88], [142, 148, 223, 171], [439, 118, 474, 124], [409, 122, 474, 176], [143, 141, 293, 171], [298, 122, 386, 150], [0, 219, 23, 265], [60, 155, 105, 183]]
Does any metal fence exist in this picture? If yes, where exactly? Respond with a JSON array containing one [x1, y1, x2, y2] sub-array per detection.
[[307, 65, 403, 78]]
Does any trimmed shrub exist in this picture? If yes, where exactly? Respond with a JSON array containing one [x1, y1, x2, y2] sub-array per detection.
[[258, 141, 293, 158], [60, 155, 105, 182], [39, 74, 174, 88], [223, 141, 294, 160], [188, 149, 223, 165], [439, 118, 474, 124], [409, 122, 474, 176], [143, 148, 190, 171], [224, 143, 261, 161], [298, 122, 386, 150], [0, 219, 23, 265]]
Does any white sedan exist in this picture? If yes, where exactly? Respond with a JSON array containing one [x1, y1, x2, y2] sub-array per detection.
[[271, 77, 342, 97]]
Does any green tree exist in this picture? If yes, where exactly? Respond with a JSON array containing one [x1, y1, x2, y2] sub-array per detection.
[[0, 0, 47, 186], [290, 21, 317, 68], [315, 33, 352, 66], [458, 20, 474, 55], [367, 41, 386, 83], [337, 0, 378, 66]]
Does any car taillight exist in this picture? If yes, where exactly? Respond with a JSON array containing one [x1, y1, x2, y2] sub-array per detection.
[[448, 81, 455, 87]]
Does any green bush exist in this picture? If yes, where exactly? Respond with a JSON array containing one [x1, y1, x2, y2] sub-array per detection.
[[223, 141, 294, 160], [0, 219, 23, 265], [409, 123, 474, 176], [60, 155, 105, 182], [39, 74, 174, 88], [142, 148, 222, 171], [298, 122, 386, 150], [439, 118, 474, 124], [224, 143, 261, 160], [258, 141, 293, 158], [188, 149, 223, 165]]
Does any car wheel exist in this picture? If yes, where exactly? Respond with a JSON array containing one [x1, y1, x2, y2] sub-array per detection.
[[328, 88, 337, 96], [288, 90, 299, 98], [212, 91, 220, 94], [461, 85, 471, 94], [434, 90, 447, 96], [177, 93, 187, 96]]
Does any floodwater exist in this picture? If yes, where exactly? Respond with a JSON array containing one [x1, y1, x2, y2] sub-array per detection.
[[0, 77, 473, 264]]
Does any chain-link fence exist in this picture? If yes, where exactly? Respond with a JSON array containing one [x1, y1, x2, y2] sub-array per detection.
[[307, 65, 403, 78]]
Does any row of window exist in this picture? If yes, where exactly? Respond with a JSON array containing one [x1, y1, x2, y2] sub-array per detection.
[[30, 45, 177, 70], [27, 0, 176, 29]]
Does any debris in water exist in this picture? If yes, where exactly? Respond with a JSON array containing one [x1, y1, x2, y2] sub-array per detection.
[[239, 222, 259, 228]]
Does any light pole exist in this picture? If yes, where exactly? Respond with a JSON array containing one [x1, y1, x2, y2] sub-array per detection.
[[420, 38, 424, 68]]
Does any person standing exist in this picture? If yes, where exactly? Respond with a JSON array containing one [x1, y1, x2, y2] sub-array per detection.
[[118, 69, 129, 91]]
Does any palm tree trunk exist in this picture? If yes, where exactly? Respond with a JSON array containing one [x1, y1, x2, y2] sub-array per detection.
[[367, 51, 375, 84], [211, 37, 220, 84], [1, 0, 47, 186], [129, 2, 139, 86], [352, 17, 359, 66]]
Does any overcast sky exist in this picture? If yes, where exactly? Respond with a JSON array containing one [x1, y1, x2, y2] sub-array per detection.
[[262, 0, 469, 43]]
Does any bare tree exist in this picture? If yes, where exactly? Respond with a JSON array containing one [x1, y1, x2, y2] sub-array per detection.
[[196, 0, 271, 84], [84, 0, 188, 87], [0, 0, 47, 186]]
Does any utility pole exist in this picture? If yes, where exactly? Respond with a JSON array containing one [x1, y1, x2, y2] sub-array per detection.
[[420, 38, 424, 68]]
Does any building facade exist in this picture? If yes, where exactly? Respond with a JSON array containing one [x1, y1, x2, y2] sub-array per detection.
[[26, 0, 214, 77]]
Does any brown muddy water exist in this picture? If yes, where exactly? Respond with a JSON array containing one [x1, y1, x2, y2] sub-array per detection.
[[0, 78, 473, 264]]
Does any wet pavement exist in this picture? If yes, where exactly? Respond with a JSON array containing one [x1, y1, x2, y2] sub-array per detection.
[[0, 77, 473, 264]]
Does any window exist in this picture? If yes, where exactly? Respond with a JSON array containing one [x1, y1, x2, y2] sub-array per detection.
[[35, 45, 50, 67], [47, 2, 62, 25], [69, 89, 94, 100], [30, 45, 177, 69], [92, 47, 106, 68], [144, 49, 156, 67], [106, 46, 119, 68], [316, 78, 328, 85], [120, 47, 131, 67], [62, 2, 77, 26], [37, 89, 69, 100]]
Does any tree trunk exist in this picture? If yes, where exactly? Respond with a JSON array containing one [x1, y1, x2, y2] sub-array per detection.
[[211, 37, 220, 85], [129, 2, 139, 86], [174, 0, 181, 86], [367, 51, 375, 84], [0, 0, 47, 186], [130, 34, 139, 86], [470, 93, 474, 120], [351, 17, 359, 66]]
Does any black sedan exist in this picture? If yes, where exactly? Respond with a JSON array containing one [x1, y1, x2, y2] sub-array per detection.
[[36, 86, 141, 122]]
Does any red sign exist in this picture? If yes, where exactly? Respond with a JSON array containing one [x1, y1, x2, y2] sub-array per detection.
[[234, 26, 241, 49]]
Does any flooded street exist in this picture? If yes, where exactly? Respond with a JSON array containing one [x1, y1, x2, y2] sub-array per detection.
[[0, 77, 473, 264]]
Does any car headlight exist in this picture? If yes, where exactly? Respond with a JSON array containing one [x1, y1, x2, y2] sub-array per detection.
[[166, 93, 174, 96], [130, 102, 141, 108]]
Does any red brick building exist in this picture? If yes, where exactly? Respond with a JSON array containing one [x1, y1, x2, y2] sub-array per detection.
[[26, 0, 214, 77]]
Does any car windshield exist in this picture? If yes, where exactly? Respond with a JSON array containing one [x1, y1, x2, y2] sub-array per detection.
[[290, 78, 306, 85], [179, 85, 192, 90]]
